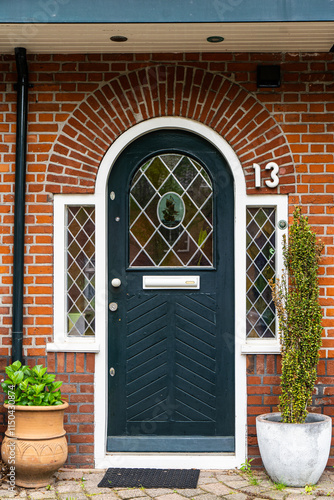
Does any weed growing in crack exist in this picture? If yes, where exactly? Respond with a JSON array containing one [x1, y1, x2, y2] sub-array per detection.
[[239, 459, 260, 486]]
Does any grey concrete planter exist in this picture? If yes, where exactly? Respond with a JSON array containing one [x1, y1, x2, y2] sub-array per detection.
[[256, 412, 332, 487]]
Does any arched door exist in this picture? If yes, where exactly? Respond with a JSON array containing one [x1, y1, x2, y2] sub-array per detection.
[[107, 130, 234, 452]]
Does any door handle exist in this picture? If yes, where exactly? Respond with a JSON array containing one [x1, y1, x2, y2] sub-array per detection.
[[111, 278, 121, 287]]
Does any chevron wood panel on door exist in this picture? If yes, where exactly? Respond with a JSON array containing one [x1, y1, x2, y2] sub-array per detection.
[[175, 294, 217, 424], [126, 294, 169, 423], [123, 292, 218, 435]]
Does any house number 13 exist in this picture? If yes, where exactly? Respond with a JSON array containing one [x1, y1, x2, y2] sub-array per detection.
[[253, 162, 279, 188]]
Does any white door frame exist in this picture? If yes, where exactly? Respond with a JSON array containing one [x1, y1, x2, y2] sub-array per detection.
[[94, 117, 247, 469]]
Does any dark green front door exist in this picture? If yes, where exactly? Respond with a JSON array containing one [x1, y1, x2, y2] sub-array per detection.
[[107, 130, 234, 452]]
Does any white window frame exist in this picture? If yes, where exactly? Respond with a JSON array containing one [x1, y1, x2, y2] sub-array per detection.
[[241, 195, 288, 354], [47, 194, 100, 353]]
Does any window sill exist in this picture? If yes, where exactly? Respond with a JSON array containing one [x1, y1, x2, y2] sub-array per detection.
[[46, 341, 100, 353], [241, 341, 281, 354]]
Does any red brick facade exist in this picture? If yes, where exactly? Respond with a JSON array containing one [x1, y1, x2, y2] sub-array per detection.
[[0, 51, 333, 467]]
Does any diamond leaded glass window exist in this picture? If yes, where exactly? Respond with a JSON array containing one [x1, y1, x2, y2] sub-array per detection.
[[129, 154, 213, 267], [246, 207, 276, 338], [66, 206, 95, 336]]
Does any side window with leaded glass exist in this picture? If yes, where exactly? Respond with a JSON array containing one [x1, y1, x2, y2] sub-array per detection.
[[129, 154, 213, 268], [66, 206, 95, 336], [246, 207, 276, 339]]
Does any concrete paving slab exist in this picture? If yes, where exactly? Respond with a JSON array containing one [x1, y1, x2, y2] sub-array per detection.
[[254, 478, 273, 488], [185, 494, 217, 500], [155, 493, 189, 500], [80, 473, 110, 489], [83, 484, 119, 495], [54, 480, 84, 494], [284, 496, 316, 500], [27, 491, 57, 500], [219, 478, 250, 488], [238, 483, 272, 495], [94, 495, 125, 500], [317, 488, 334, 496], [144, 489, 175, 497], [199, 482, 233, 496], [223, 494, 248, 500], [317, 481, 334, 488], [172, 488, 203, 497], [57, 493, 87, 500], [81, 473, 106, 483], [15, 493, 27, 499], [196, 477, 218, 485], [283, 487, 306, 494], [55, 470, 87, 481], [117, 488, 151, 499], [264, 489, 289, 500], [0, 490, 17, 498]]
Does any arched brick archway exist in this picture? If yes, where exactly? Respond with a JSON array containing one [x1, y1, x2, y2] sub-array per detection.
[[46, 65, 295, 194]]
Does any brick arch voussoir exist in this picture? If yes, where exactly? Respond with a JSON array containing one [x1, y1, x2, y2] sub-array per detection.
[[47, 65, 294, 194]]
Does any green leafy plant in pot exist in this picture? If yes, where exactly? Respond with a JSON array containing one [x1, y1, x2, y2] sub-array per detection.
[[2, 361, 63, 406], [1, 361, 68, 488], [256, 207, 331, 487]]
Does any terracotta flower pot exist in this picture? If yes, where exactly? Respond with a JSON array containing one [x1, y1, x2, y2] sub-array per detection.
[[1, 402, 68, 488]]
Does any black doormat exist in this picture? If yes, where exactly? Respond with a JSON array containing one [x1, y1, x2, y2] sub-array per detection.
[[98, 468, 200, 489]]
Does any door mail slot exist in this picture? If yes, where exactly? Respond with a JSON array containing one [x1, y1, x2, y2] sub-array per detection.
[[143, 276, 200, 290]]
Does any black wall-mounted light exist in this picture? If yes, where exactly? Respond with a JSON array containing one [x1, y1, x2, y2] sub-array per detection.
[[207, 36, 224, 43], [330, 44, 334, 53], [110, 35, 128, 42], [257, 65, 281, 88]]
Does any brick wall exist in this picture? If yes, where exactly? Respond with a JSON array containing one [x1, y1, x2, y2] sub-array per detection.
[[47, 352, 95, 467], [1, 52, 333, 357], [0, 51, 333, 467], [0, 353, 95, 467]]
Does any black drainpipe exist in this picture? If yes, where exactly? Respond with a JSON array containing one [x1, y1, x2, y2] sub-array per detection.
[[12, 47, 29, 364]]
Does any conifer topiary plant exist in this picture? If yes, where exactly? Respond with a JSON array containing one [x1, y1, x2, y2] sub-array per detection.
[[270, 206, 324, 424]]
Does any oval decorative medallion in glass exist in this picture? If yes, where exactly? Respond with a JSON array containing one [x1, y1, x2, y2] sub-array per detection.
[[157, 192, 185, 229], [129, 154, 213, 268]]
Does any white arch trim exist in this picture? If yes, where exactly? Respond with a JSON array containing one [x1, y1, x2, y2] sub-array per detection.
[[94, 117, 247, 469], [95, 117, 247, 197]]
